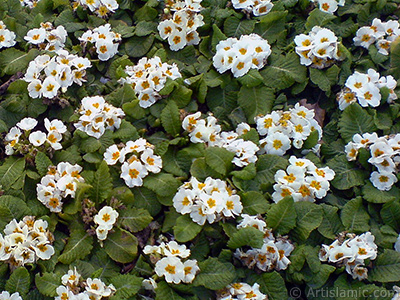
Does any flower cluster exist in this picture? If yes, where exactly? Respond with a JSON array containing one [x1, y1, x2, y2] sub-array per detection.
[[36, 162, 84, 212], [319, 232, 378, 280], [104, 138, 162, 188], [213, 34, 271, 77], [272, 156, 335, 203], [79, 24, 121, 61], [295, 26, 342, 68], [173, 177, 243, 225], [0, 291, 22, 300], [0, 21, 16, 49], [56, 268, 116, 300], [337, 69, 397, 110], [182, 113, 259, 167], [354, 18, 400, 55], [4, 117, 67, 156], [74, 96, 125, 139], [93, 206, 118, 241], [24, 51, 91, 99], [24, 23, 67, 52], [310, 0, 345, 14], [119, 56, 181, 108], [255, 103, 323, 155], [144, 240, 199, 284], [72, 0, 119, 17], [231, 0, 273, 16], [234, 214, 294, 272], [158, 0, 204, 51], [19, 0, 41, 8], [217, 282, 267, 300], [345, 133, 400, 191], [0, 217, 54, 267]]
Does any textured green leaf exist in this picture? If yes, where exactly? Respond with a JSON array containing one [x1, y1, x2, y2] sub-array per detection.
[[240, 191, 269, 215], [255, 154, 288, 186], [254, 11, 288, 43], [86, 161, 112, 203], [155, 281, 185, 300], [143, 173, 181, 197], [193, 258, 235, 290], [223, 16, 256, 38], [341, 197, 370, 233], [389, 36, 400, 79], [260, 53, 307, 90], [238, 86, 275, 124], [309, 64, 340, 93], [204, 147, 235, 176], [256, 271, 287, 300], [327, 154, 366, 190], [231, 163, 256, 180], [0, 157, 25, 189], [266, 197, 297, 235], [381, 200, 400, 231], [292, 202, 323, 241], [58, 227, 93, 264], [173, 215, 202, 243], [35, 273, 60, 297], [0, 48, 39, 75], [0, 195, 30, 230], [227, 227, 264, 249], [5, 267, 30, 296], [362, 182, 399, 203], [124, 35, 155, 58], [104, 228, 138, 263], [110, 274, 143, 299], [120, 207, 153, 232], [369, 250, 400, 282], [35, 152, 52, 177], [338, 103, 377, 142], [318, 204, 344, 239], [161, 100, 181, 136], [305, 8, 336, 30]]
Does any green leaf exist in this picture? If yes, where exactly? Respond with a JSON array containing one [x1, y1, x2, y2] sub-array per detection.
[[120, 207, 153, 233], [124, 35, 155, 58], [305, 8, 336, 30], [133, 187, 161, 216], [161, 101, 181, 136], [204, 147, 235, 176], [260, 53, 307, 90], [0, 157, 25, 190], [327, 154, 366, 190], [254, 11, 288, 44], [193, 258, 236, 290], [341, 197, 370, 233], [238, 86, 275, 123], [35, 152, 52, 177], [0, 48, 39, 75], [227, 227, 264, 249], [58, 227, 93, 264], [309, 65, 340, 93], [5, 267, 30, 296], [85, 161, 112, 203], [173, 215, 202, 243], [35, 273, 60, 297], [104, 228, 138, 263], [110, 274, 143, 299], [155, 281, 185, 300], [266, 197, 297, 235], [143, 173, 181, 197], [362, 182, 399, 203], [106, 84, 136, 107], [381, 200, 400, 231], [240, 191, 269, 215], [231, 163, 256, 180], [170, 84, 193, 108], [237, 69, 264, 88], [318, 204, 344, 239], [369, 250, 400, 282], [223, 16, 256, 38], [389, 36, 400, 79], [190, 158, 223, 181], [292, 202, 323, 241], [0, 195, 30, 230], [212, 24, 227, 50], [256, 271, 287, 300], [302, 130, 319, 149], [338, 103, 377, 142], [255, 154, 289, 186]]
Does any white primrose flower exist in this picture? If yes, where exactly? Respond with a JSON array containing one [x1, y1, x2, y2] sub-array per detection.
[[94, 206, 119, 231], [29, 131, 47, 146], [0, 292, 22, 300], [61, 267, 81, 286], [155, 256, 185, 284], [17, 117, 38, 131], [0, 25, 16, 49]]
